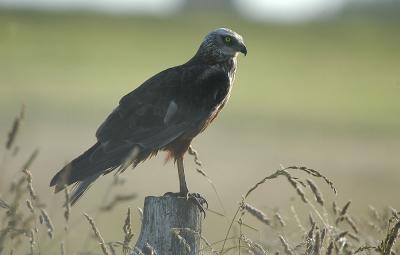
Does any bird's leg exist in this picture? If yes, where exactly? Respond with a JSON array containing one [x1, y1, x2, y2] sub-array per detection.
[[177, 156, 189, 195], [164, 156, 188, 196], [164, 156, 208, 216]]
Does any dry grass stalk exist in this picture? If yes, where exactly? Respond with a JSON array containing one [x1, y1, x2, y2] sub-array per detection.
[[337, 237, 347, 254], [21, 150, 39, 175], [174, 227, 217, 254], [347, 232, 360, 242], [274, 212, 286, 227], [243, 203, 270, 225], [63, 187, 71, 231], [307, 223, 315, 240], [1, 220, 13, 251], [279, 235, 294, 255], [326, 241, 334, 255], [83, 213, 110, 255], [188, 146, 203, 170], [108, 241, 133, 253], [171, 228, 191, 253], [332, 201, 338, 216], [223, 166, 336, 253], [389, 207, 399, 219], [60, 241, 66, 255], [28, 228, 35, 255], [244, 169, 289, 199], [335, 201, 352, 226], [22, 169, 38, 206], [5, 105, 25, 150], [122, 208, 134, 255], [309, 214, 316, 227], [12, 146, 19, 157], [244, 166, 335, 200], [306, 179, 324, 206], [335, 231, 348, 242], [305, 223, 315, 255], [108, 243, 117, 255], [377, 219, 400, 255], [188, 146, 226, 215], [0, 198, 10, 209], [286, 166, 337, 194], [320, 228, 326, 245], [313, 229, 321, 255], [40, 208, 55, 239], [354, 245, 376, 254], [137, 207, 143, 221], [113, 175, 126, 186], [240, 234, 268, 254], [291, 205, 306, 233], [340, 201, 351, 216], [335, 215, 345, 225], [344, 215, 359, 234], [26, 200, 34, 214], [369, 205, 381, 221], [284, 174, 308, 204]]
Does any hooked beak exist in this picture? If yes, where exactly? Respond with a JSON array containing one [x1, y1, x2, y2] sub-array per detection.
[[239, 43, 247, 56]]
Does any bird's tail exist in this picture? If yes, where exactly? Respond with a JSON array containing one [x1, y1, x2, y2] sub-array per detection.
[[50, 142, 103, 192], [50, 142, 143, 205]]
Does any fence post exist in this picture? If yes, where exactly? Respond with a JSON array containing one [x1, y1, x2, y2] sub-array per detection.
[[133, 196, 203, 255]]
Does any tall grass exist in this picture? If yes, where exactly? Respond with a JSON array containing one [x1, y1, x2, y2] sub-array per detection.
[[0, 108, 398, 254]]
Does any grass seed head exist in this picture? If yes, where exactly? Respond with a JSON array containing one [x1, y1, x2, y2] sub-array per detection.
[[279, 235, 294, 255], [377, 219, 400, 255], [340, 201, 352, 216], [122, 208, 134, 255], [40, 209, 55, 239], [63, 187, 71, 226], [274, 212, 286, 227], [306, 178, 325, 206], [6, 105, 25, 150], [243, 203, 271, 226], [84, 213, 110, 255]]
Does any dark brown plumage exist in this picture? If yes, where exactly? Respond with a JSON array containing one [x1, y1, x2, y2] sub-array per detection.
[[50, 28, 247, 204]]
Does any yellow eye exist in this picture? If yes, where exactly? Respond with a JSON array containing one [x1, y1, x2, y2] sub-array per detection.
[[224, 36, 231, 43]]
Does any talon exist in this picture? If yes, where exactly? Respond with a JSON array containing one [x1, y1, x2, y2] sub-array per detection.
[[163, 191, 186, 197], [187, 193, 208, 218], [163, 192, 207, 218]]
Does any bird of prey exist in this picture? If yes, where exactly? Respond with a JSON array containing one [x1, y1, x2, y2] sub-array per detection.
[[50, 28, 247, 205]]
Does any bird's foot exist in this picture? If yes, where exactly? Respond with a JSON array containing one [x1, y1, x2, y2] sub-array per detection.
[[163, 191, 208, 217]]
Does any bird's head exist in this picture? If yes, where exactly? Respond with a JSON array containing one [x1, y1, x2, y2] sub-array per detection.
[[196, 28, 247, 62]]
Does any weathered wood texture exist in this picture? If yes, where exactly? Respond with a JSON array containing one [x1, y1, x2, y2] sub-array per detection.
[[133, 196, 202, 255]]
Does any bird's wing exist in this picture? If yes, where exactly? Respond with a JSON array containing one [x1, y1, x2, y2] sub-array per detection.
[[95, 63, 230, 151], [51, 63, 230, 202]]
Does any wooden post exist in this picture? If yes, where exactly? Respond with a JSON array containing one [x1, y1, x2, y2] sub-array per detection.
[[133, 196, 203, 255]]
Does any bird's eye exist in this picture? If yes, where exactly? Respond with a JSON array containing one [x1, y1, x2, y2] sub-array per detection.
[[224, 36, 232, 44]]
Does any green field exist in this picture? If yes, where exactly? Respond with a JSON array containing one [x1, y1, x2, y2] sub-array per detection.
[[1, 11, 400, 131], [0, 11, 399, 253]]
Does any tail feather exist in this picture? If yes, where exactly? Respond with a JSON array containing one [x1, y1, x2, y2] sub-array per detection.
[[50, 142, 144, 204], [69, 173, 102, 205], [50, 142, 103, 192], [50, 142, 131, 192]]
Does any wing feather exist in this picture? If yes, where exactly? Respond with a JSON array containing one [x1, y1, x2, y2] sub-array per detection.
[[95, 64, 229, 150]]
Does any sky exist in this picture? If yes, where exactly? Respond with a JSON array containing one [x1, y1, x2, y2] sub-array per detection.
[[0, 0, 381, 23], [233, 0, 347, 23]]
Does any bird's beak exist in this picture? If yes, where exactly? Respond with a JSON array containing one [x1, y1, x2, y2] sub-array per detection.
[[239, 43, 247, 56]]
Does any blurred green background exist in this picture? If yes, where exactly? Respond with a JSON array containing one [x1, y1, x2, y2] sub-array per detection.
[[0, 1, 399, 252]]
